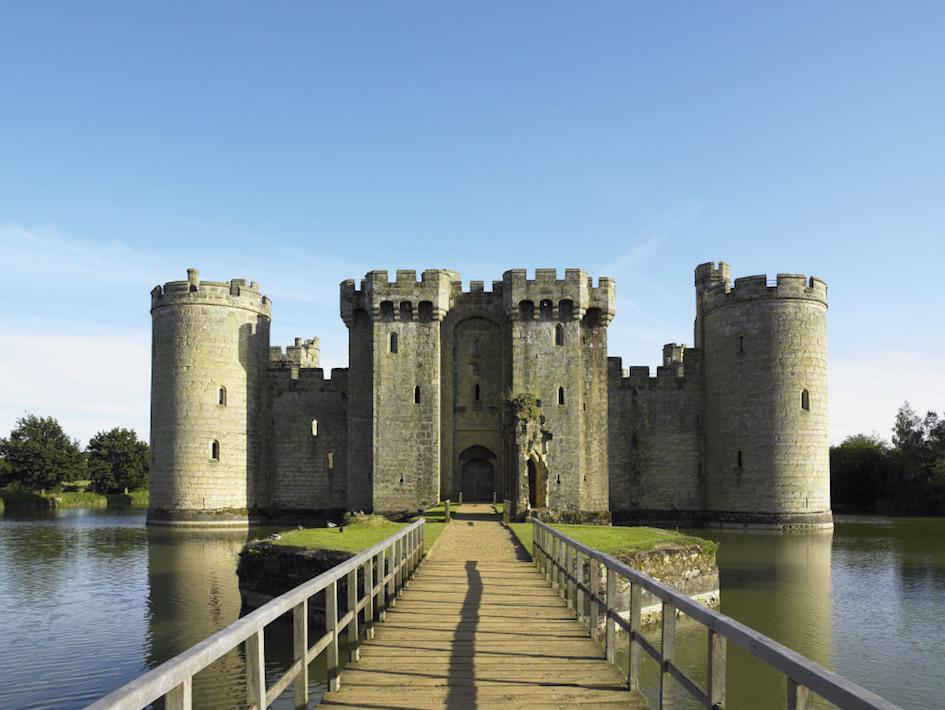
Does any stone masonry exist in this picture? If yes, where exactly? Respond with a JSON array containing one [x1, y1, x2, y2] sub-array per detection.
[[148, 262, 833, 530]]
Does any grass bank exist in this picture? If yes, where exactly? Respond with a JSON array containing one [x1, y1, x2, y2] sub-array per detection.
[[272, 504, 449, 557], [507, 522, 716, 559], [0, 487, 149, 510]]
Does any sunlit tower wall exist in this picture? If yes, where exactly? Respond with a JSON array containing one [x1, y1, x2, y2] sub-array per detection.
[[698, 263, 832, 529], [341, 269, 455, 514], [503, 268, 614, 517], [149, 268, 272, 525]]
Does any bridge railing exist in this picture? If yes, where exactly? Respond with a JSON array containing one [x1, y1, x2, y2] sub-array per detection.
[[88, 519, 425, 710], [531, 519, 899, 710]]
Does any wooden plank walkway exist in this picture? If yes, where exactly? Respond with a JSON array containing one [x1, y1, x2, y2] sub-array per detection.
[[322, 505, 649, 709]]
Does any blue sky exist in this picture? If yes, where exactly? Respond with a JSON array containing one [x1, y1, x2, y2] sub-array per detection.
[[1, 2, 943, 444]]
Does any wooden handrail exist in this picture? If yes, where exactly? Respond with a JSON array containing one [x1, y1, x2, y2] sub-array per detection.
[[531, 519, 900, 710], [87, 519, 425, 710]]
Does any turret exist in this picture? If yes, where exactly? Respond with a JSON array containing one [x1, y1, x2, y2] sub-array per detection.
[[341, 270, 455, 513], [502, 269, 615, 518], [148, 269, 271, 525], [700, 268, 831, 528]]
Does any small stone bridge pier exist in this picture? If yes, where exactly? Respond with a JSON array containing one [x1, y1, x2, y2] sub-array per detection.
[[89, 505, 899, 710]]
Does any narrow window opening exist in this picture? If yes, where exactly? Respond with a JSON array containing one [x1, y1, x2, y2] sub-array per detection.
[[801, 389, 810, 411], [210, 440, 220, 461], [474, 383, 480, 401], [737, 450, 743, 468], [738, 335, 745, 354], [473, 340, 480, 356], [217, 386, 227, 406], [327, 451, 334, 470], [414, 386, 421, 404], [555, 323, 564, 346], [558, 387, 565, 405], [389, 332, 398, 353], [311, 419, 318, 436]]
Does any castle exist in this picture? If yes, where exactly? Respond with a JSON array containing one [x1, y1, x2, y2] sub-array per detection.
[[148, 262, 832, 530]]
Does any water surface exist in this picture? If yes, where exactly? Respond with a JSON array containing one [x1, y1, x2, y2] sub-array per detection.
[[0, 510, 942, 708]]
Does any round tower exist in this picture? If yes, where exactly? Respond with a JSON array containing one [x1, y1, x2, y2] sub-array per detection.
[[701, 271, 831, 529], [148, 268, 272, 526]]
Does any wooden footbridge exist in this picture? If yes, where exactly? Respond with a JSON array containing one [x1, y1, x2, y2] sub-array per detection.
[[89, 504, 899, 710]]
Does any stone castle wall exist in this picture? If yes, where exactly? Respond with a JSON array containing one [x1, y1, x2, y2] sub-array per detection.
[[266, 368, 348, 512], [608, 354, 704, 523], [148, 262, 832, 530], [701, 273, 830, 526], [149, 269, 271, 523]]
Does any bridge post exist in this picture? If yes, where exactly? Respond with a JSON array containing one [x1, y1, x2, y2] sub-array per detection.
[[326, 580, 340, 692], [293, 599, 309, 707], [365, 554, 375, 639], [347, 567, 359, 661], [589, 557, 600, 641], [246, 630, 266, 707], [628, 583, 641, 691], [575, 550, 585, 621], [708, 628, 726, 707], [445, 499, 451, 521], [566, 544, 576, 609], [788, 679, 812, 710], [376, 550, 387, 621], [605, 567, 616, 663], [165, 678, 191, 710], [659, 601, 676, 709]]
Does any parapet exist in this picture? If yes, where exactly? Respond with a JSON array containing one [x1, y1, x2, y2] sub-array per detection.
[[608, 347, 703, 391], [269, 337, 321, 369], [501, 268, 616, 323], [702, 272, 827, 313], [340, 269, 457, 325], [151, 268, 272, 317]]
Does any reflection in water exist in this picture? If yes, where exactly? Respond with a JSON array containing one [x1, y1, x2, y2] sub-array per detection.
[[711, 530, 833, 709], [623, 530, 834, 710], [145, 527, 251, 709]]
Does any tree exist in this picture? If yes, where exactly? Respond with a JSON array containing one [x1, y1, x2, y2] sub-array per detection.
[[830, 434, 890, 508], [87, 428, 149, 493], [0, 414, 85, 490]]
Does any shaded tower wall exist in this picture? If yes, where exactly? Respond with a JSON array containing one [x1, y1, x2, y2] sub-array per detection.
[[342, 269, 454, 513], [149, 269, 271, 524], [439, 281, 509, 501], [608, 348, 704, 524], [503, 269, 614, 514], [266, 367, 348, 512], [701, 271, 831, 528]]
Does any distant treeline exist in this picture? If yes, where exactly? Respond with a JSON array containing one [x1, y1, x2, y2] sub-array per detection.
[[0, 414, 148, 494], [832, 402, 945, 514]]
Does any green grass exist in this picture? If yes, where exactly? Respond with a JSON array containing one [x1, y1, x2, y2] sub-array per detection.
[[275, 516, 407, 554], [421, 522, 446, 554], [272, 503, 450, 557], [494, 501, 504, 514], [507, 522, 716, 559]]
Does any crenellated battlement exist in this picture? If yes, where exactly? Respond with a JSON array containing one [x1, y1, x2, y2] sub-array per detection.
[[608, 345, 703, 391], [501, 268, 616, 323], [151, 268, 272, 316], [702, 272, 827, 313], [269, 337, 321, 369], [340, 269, 457, 325]]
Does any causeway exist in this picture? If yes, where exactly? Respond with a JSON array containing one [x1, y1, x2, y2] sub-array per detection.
[[321, 503, 648, 709]]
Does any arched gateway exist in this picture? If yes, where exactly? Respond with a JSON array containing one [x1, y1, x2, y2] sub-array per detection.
[[459, 445, 496, 501]]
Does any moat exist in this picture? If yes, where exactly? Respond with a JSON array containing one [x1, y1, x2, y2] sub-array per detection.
[[0, 511, 941, 709]]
